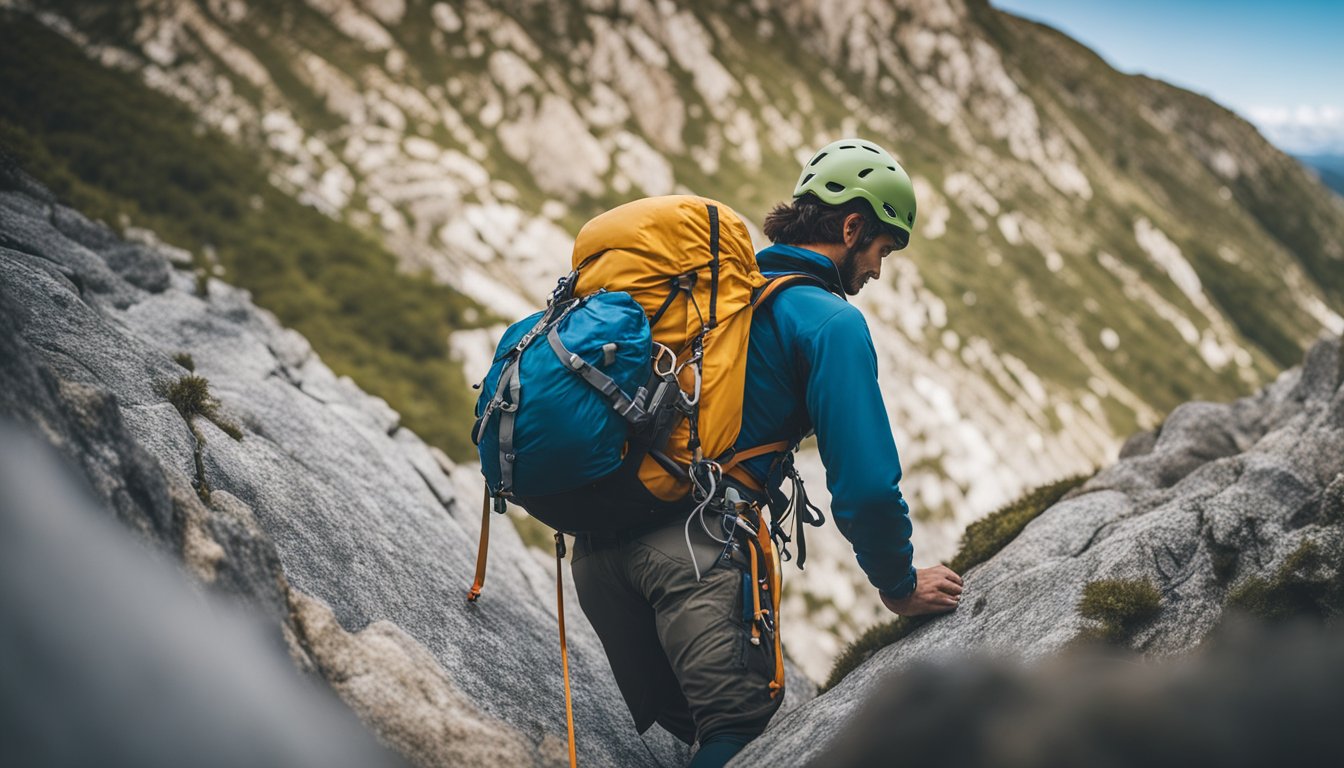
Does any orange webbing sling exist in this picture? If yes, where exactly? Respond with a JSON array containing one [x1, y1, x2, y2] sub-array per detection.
[[465, 495, 579, 767], [466, 486, 491, 602], [720, 441, 789, 493]]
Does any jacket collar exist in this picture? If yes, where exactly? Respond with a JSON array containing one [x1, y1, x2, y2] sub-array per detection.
[[755, 244, 847, 299]]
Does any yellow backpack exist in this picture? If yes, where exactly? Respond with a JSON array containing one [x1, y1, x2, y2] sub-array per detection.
[[571, 195, 766, 500]]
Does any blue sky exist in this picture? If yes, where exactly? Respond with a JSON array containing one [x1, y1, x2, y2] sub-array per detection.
[[990, 0, 1344, 154]]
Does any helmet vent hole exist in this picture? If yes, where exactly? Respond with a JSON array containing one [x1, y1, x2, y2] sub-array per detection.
[[857, 167, 874, 178], [801, 172, 815, 185], [825, 182, 846, 193], [839, 144, 855, 149], [862, 145, 881, 154], [883, 203, 898, 218], [810, 152, 828, 167], [888, 166, 896, 171]]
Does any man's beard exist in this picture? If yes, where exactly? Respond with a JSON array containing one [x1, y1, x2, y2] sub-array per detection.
[[838, 243, 867, 295]]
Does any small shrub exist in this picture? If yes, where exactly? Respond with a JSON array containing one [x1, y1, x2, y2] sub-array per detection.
[[949, 472, 1092, 574], [1225, 541, 1344, 623], [172, 352, 195, 371], [1075, 578, 1162, 644]]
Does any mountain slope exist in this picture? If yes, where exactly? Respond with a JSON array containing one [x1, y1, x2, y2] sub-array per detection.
[[1299, 154, 1344, 198], [0, 15, 486, 458], [3, 172, 802, 766], [3, 0, 1342, 674]]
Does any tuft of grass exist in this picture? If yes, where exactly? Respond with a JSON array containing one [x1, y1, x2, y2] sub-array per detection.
[[172, 352, 195, 371], [1075, 578, 1162, 644], [821, 615, 932, 693], [165, 374, 242, 441], [823, 472, 1094, 691], [166, 374, 214, 420], [949, 473, 1092, 575], [1225, 540, 1344, 623]]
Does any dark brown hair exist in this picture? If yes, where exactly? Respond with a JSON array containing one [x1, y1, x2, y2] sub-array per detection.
[[762, 195, 889, 247]]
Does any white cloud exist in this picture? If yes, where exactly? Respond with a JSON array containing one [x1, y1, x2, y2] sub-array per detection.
[[1245, 104, 1344, 155]]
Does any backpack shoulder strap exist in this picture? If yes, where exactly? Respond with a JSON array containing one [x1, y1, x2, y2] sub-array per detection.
[[750, 272, 831, 312]]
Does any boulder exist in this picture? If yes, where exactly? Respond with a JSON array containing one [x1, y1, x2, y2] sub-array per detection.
[[736, 336, 1344, 765]]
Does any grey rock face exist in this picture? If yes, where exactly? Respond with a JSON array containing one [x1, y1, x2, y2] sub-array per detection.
[[738, 336, 1344, 765], [820, 619, 1344, 768], [0, 177, 813, 766], [0, 426, 407, 768]]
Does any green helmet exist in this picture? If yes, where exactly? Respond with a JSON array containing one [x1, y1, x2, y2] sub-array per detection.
[[794, 138, 916, 247]]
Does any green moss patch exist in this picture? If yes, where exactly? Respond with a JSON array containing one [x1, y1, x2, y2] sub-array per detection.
[[821, 615, 933, 694], [822, 472, 1093, 691], [949, 473, 1092, 574], [1075, 578, 1162, 644], [1225, 540, 1344, 623]]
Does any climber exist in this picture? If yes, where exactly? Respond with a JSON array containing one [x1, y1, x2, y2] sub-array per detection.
[[569, 139, 963, 768]]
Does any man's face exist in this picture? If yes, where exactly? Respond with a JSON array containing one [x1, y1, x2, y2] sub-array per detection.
[[839, 231, 900, 295]]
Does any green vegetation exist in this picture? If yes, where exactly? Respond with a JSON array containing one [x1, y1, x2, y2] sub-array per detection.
[[822, 471, 1092, 690], [821, 615, 932, 693], [173, 352, 196, 372], [1075, 578, 1162, 644], [0, 17, 486, 460], [949, 472, 1092, 574], [163, 372, 241, 502], [165, 374, 243, 440], [1225, 540, 1344, 623]]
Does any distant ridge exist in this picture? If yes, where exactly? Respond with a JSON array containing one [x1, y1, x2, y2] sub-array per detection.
[[1297, 154, 1344, 197]]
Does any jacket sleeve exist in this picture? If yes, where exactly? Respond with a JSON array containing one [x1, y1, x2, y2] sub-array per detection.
[[800, 306, 918, 598]]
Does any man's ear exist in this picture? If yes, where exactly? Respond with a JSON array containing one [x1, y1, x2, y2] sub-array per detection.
[[842, 213, 864, 247]]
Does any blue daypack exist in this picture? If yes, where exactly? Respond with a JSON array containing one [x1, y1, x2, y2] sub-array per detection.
[[472, 288, 654, 500]]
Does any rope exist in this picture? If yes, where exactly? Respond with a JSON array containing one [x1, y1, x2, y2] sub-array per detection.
[[682, 464, 720, 582], [555, 533, 578, 768]]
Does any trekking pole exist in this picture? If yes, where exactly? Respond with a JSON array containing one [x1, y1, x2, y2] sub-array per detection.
[[554, 532, 578, 767]]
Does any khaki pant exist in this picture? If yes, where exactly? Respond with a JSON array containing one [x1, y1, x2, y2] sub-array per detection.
[[571, 515, 783, 744]]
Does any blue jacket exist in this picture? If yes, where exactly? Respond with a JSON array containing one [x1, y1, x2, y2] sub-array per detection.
[[733, 244, 917, 598]]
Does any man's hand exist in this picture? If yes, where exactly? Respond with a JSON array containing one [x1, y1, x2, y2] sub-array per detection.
[[880, 565, 963, 616]]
